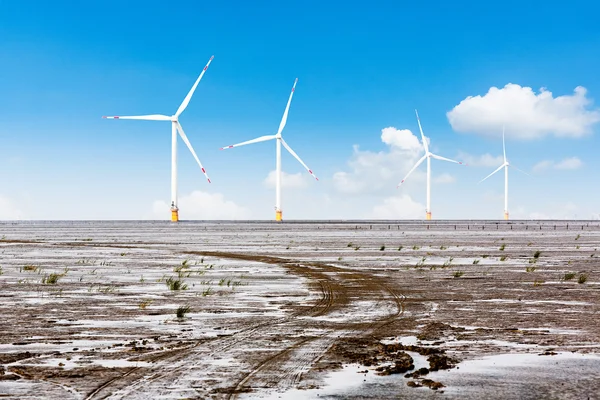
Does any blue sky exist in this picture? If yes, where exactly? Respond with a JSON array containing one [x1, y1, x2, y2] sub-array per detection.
[[1, 0, 599, 220]]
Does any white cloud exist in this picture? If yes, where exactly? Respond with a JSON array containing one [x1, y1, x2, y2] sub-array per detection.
[[263, 170, 309, 189], [532, 160, 553, 173], [554, 157, 583, 170], [332, 127, 424, 195], [433, 173, 456, 184], [0, 195, 23, 220], [369, 194, 425, 219], [456, 152, 504, 167], [533, 157, 582, 172], [152, 191, 248, 220], [447, 84, 600, 139]]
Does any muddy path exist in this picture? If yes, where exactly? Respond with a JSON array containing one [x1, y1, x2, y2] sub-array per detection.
[[87, 250, 408, 399]]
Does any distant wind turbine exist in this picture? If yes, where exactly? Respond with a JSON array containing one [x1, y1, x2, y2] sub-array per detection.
[[479, 127, 530, 220], [397, 110, 466, 220], [220, 78, 318, 222], [103, 56, 215, 222]]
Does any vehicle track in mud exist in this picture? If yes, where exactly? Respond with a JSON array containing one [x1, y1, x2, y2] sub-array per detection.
[[85, 250, 407, 399]]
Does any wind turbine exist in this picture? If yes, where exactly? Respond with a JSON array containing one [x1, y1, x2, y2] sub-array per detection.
[[103, 56, 214, 222], [479, 127, 529, 220], [220, 78, 318, 222], [397, 110, 466, 220]]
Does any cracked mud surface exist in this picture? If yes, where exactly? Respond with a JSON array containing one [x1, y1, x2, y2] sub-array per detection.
[[1, 220, 600, 399]]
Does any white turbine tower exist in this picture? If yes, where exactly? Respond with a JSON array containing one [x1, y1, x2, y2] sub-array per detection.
[[397, 110, 466, 220], [103, 56, 214, 222], [479, 127, 529, 220], [220, 78, 318, 222]]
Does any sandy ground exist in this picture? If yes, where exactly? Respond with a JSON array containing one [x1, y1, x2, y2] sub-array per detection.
[[1, 220, 599, 399]]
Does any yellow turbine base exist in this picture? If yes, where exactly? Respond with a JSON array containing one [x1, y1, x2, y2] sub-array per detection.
[[171, 209, 179, 222], [275, 210, 282, 222], [504, 212, 509, 220], [426, 212, 432, 220]]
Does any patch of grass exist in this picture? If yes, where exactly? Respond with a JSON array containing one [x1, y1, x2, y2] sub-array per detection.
[[139, 276, 146, 283], [472, 259, 480, 265], [165, 276, 188, 291], [97, 285, 117, 294], [337, 256, 343, 261], [23, 264, 38, 272], [482, 254, 490, 258], [500, 256, 507, 261], [499, 244, 506, 251], [563, 272, 576, 281], [412, 245, 420, 250], [453, 271, 464, 278], [138, 299, 153, 309], [415, 257, 427, 268], [398, 245, 403, 251], [576, 245, 580, 250], [575, 234, 581, 240], [533, 280, 544, 286], [527, 242, 533, 246], [347, 242, 353, 247], [176, 305, 191, 319], [443, 257, 454, 268], [120, 252, 127, 256], [42, 272, 63, 285], [526, 266, 537, 273], [202, 286, 213, 296], [354, 246, 360, 251], [0, 266, 3, 275], [533, 250, 541, 259], [578, 274, 588, 284], [380, 245, 386, 251], [440, 245, 447, 250]]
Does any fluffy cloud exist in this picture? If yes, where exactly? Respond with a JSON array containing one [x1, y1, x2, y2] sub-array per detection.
[[433, 173, 456, 184], [263, 170, 309, 189], [447, 84, 600, 139], [332, 127, 424, 194], [456, 152, 504, 167], [369, 194, 425, 219], [0, 195, 23, 220], [533, 157, 582, 172], [152, 191, 248, 220]]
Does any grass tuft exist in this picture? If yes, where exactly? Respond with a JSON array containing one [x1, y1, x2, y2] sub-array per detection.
[[578, 274, 588, 284], [533, 250, 541, 259], [380, 245, 386, 251], [176, 305, 191, 319], [563, 272, 576, 281], [472, 259, 480, 265], [453, 271, 464, 278], [165, 276, 188, 291], [43, 272, 63, 285], [499, 244, 506, 251]]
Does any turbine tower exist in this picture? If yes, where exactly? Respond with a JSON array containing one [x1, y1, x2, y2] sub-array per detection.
[[479, 127, 529, 220], [103, 56, 214, 222], [220, 78, 318, 221], [397, 110, 466, 220]]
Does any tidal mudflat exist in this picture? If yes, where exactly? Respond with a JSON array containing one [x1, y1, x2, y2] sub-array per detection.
[[1, 220, 599, 399]]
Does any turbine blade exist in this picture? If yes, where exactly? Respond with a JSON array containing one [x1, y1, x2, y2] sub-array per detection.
[[175, 122, 211, 183], [397, 155, 427, 187], [280, 138, 318, 180], [479, 164, 505, 184], [509, 164, 531, 177], [276, 78, 298, 136], [102, 114, 171, 121], [175, 55, 214, 117], [220, 135, 277, 150], [430, 153, 466, 165], [415, 109, 429, 153], [502, 126, 507, 162]]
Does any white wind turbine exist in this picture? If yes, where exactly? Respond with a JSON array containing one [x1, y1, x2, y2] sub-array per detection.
[[103, 56, 214, 222], [220, 78, 318, 221], [397, 110, 466, 220], [479, 127, 529, 220]]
